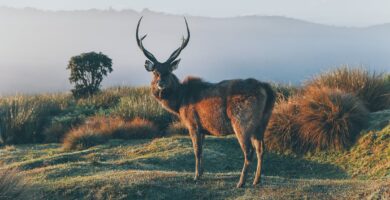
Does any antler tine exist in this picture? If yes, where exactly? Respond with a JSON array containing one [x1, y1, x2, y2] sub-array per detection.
[[136, 17, 159, 63], [165, 17, 191, 64]]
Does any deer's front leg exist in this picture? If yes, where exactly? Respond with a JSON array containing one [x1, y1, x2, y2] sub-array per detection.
[[190, 131, 204, 181]]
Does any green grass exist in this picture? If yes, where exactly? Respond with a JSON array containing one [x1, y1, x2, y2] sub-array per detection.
[[0, 114, 388, 199], [0, 87, 172, 145]]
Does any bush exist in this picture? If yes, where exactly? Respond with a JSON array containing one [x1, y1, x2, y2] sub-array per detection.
[[113, 117, 159, 139], [110, 87, 173, 129], [76, 90, 121, 110], [271, 83, 299, 100], [265, 98, 301, 152], [297, 87, 369, 151], [0, 95, 65, 144], [62, 116, 121, 150], [0, 169, 31, 200], [62, 116, 159, 150], [306, 67, 390, 112], [165, 121, 189, 136], [62, 128, 110, 151]]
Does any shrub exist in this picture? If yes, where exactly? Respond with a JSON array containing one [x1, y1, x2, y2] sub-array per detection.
[[62, 128, 110, 151], [76, 90, 121, 110], [62, 116, 121, 150], [0, 169, 31, 200], [110, 87, 173, 129], [113, 117, 159, 139], [62, 116, 159, 150], [265, 98, 301, 152], [297, 87, 369, 151], [0, 95, 65, 144], [271, 83, 299, 100], [166, 121, 189, 136], [306, 67, 390, 112]]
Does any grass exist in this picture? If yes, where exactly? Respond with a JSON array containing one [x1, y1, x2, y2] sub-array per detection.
[[0, 66, 389, 199], [0, 169, 35, 199], [306, 67, 390, 112], [0, 87, 173, 145], [297, 86, 369, 151], [62, 116, 159, 150], [0, 110, 388, 199], [0, 127, 388, 199]]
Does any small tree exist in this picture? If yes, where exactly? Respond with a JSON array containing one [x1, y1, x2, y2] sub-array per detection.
[[67, 52, 113, 97]]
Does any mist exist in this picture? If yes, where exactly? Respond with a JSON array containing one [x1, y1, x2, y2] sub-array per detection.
[[0, 7, 389, 94]]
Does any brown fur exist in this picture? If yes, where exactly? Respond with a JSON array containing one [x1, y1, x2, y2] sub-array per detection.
[[136, 17, 276, 187], [151, 73, 276, 187]]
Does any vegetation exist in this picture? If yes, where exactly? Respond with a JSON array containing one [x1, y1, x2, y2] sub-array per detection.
[[0, 87, 172, 146], [166, 121, 188, 136], [67, 52, 113, 97], [0, 110, 388, 199], [306, 67, 390, 112], [0, 66, 389, 199], [62, 116, 159, 150], [297, 86, 369, 151], [0, 169, 34, 200]]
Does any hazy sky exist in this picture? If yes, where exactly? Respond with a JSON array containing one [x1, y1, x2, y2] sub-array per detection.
[[0, 0, 390, 27]]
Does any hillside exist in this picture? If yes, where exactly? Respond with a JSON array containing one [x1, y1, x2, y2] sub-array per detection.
[[0, 7, 390, 94], [0, 110, 389, 199]]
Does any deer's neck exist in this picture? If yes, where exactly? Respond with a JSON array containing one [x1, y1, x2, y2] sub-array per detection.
[[152, 78, 183, 115]]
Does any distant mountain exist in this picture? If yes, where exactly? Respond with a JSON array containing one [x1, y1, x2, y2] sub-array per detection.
[[0, 7, 389, 94]]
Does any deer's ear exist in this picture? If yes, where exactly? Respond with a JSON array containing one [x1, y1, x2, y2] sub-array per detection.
[[145, 60, 155, 71], [170, 59, 180, 71]]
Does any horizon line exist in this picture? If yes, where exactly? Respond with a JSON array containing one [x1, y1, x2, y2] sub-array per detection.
[[1, 6, 389, 29]]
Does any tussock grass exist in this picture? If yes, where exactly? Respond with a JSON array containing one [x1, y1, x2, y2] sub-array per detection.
[[110, 87, 173, 129], [297, 87, 369, 151], [0, 95, 68, 144], [166, 121, 189, 136], [306, 67, 390, 112], [266, 87, 369, 153], [113, 117, 159, 140], [0, 169, 32, 200], [0, 87, 173, 144], [271, 83, 300, 100], [265, 97, 301, 152], [63, 116, 159, 150]]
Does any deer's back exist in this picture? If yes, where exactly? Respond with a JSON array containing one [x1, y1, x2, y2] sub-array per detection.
[[179, 78, 272, 136]]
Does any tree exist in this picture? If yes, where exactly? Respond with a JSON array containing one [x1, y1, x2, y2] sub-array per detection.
[[67, 52, 113, 97]]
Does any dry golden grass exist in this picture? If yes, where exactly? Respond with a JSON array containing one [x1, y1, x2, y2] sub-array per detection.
[[62, 116, 159, 150], [306, 67, 390, 112], [166, 121, 189, 136], [0, 169, 32, 200], [113, 117, 159, 140], [266, 86, 369, 153], [298, 87, 369, 151], [265, 97, 301, 153]]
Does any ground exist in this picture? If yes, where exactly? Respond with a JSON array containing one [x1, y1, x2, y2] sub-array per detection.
[[1, 133, 389, 200]]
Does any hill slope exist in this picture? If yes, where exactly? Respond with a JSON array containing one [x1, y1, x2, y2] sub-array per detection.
[[0, 110, 389, 199]]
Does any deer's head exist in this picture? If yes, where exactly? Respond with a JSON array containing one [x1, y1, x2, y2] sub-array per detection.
[[136, 17, 190, 95]]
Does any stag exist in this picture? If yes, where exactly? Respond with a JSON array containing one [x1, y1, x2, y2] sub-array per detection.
[[135, 17, 276, 188]]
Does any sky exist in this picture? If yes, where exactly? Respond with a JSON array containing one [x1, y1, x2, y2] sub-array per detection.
[[0, 0, 390, 27]]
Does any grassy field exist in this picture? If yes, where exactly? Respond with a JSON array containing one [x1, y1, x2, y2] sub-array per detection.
[[0, 110, 389, 199], [0, 67, 389, 199]]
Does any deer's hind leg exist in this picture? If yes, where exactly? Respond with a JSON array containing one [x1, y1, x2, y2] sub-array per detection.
[[236, 136, 254, 188], [252, 138, 264, 186]]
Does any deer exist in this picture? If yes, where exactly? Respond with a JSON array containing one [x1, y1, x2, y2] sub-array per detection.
[[135, 17, 276, 188]]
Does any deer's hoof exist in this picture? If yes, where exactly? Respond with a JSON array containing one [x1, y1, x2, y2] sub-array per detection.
[[193, 175, 200, 181], [253, 179, 261, 186], [236, 182, 244, 188]]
